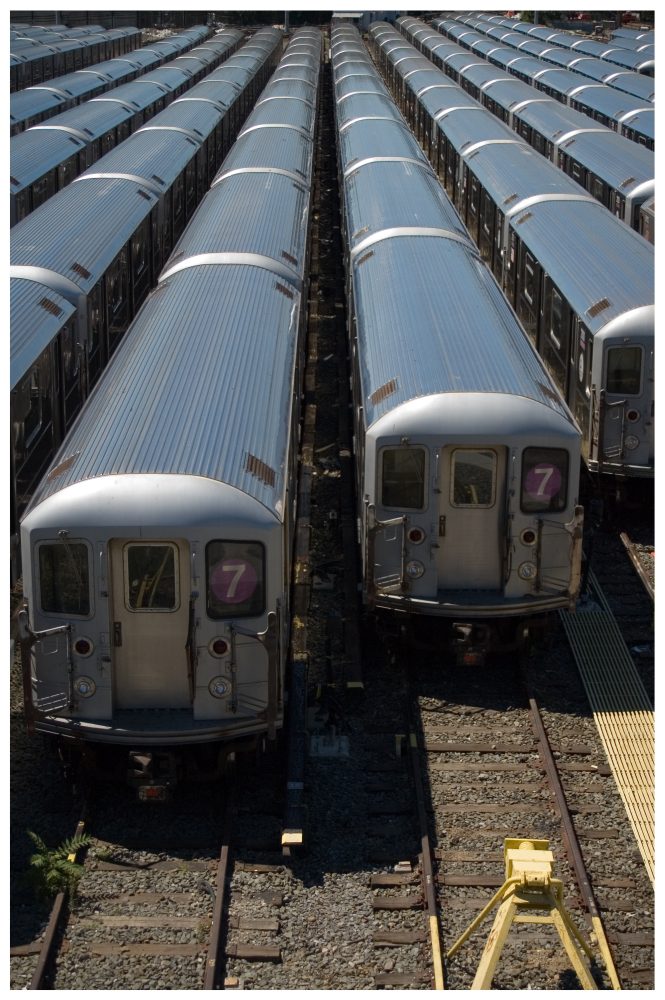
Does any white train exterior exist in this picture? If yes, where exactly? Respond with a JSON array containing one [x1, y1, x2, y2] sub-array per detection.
[[18, 29, 322, 787], [331, 25, 583, 636]]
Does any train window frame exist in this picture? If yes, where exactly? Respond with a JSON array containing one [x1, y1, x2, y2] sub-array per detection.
[[123, 542, 180, 613], [380, 446, 427, 512], [606, 345, 643, 396], [205, 540, 266, 620], [450, 448, 497, 509], [37, 538, 92, 618], [520, 447, 569, 514]]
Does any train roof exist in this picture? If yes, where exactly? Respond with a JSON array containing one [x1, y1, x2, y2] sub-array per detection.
[[10, 176, 159, 296], [11, 128, 87, 192], [26, 249, 299, 518], [353, 233, 574, 430], [10, 278, 76, 389], [10, 87, 69, 127]]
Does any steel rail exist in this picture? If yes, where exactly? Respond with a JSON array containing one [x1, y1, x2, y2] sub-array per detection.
[[524, 685, 621, 990], [203, 789, 235, 989], [408, 732, 445, 989], [28, 808, 88, 990], [619, 532, 654, 601]]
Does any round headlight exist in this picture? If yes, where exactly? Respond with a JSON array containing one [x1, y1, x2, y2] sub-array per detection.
[[406, 559, 425, 580], [74, 676, 96, 698], [626, 409, 640, 423], [407, 526, 426, 545], [520, 528, 537, 546], [74, 636, 94, 657], [518, 561, 537, 581], [209, 676, 230, 699], [208, 637, 229, 658], [624, 434, 639, 451]]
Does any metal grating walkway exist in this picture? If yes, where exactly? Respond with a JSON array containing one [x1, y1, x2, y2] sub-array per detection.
[[559, 571, 654, 885]]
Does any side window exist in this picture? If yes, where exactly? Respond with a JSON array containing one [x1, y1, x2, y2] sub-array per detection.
[[381, 447, 426, 510], [206, 541, 265, 619], [125, 543, 178, 611], [521, 447, 569, 513], [38, 540, 91, 616], [451, 449, 496, 507], [606, 346, 642, 395]]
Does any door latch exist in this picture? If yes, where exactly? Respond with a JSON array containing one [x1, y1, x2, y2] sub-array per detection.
[[113, 621, 122, 647], [439, 516, 446, 537]]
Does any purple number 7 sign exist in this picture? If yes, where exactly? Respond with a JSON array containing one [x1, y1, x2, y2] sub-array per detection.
[[211, 559, 258, 605], [525, 463, 561, 499]]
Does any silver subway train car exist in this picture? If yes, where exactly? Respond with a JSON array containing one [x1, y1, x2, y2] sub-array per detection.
[[18, 28, 322, 793], [331, 25, 583, 651], [369, 21, 654, 483]]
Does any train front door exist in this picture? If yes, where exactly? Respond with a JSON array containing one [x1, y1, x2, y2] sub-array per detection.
[[436, 446, 506, 590], [110, 539, 191, 709]]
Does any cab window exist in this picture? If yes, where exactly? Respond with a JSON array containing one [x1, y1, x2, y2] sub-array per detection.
[[39, 541, 91, 616], [381, 447, 426, 510], [606, 346, 642, 395], [521, 448, 569, 513], [206, 541, 265, 619]]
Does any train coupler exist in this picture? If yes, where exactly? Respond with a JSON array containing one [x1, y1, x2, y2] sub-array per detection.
[[451, 623, 491, 667], [127, 749, 179, 802]]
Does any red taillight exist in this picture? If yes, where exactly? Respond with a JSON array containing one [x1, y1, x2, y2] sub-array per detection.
[[211, 638, 229, 657], [407, 526, 425, 544], [74, 637, 93, 656]]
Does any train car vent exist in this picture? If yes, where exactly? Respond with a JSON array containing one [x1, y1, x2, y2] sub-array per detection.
[[46, 451, 80, 482], [137, 189, 152, 201], [552, 128, 564, 140], [370, 378, 398, 405], [282, 249, 298, 266], [586, 297, 611, 318], [245, 453, 276, 488], [10, 176, 19, 187], [515, 211, 533, 225], [71, 261, 91, 279], [39, 297, 63, 317], [67, 136, 82, 147], [151, 174, 165, 186], [561, 138, 576, 148], [356, 250, 375, 267], [292, 181, 306, 194], [275, 281, 295, 300], [503, 192, 519, 206], [536, 381, 563, 404], [620, 175, 636, 189], [353, 225, 370, 240]]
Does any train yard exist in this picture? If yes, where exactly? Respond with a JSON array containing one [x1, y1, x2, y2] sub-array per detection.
[[10, 13, 654, 992]]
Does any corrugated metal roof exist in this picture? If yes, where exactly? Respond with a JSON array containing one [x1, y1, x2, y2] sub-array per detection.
[[81, 127, 200, 187], [511, 198, 653, 330], [167, 171, 311, 277], [11, 176, 158, 293], [354, 236, 571, 429], [11, 128, 86, 191], [29, 263, 298, 514], [557, 129, 653, 187], [46, 96, 137, 137], [10, 278, 76, 389], [335, 91, 403, 130], [338, 117, 429, 177], [10, 87, 68, 124], [216, 126, 313, 179]]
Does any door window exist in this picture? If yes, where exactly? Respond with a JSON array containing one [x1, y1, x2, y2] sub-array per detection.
[[125, 543, 178, 611], [451, 449, 496, 507]]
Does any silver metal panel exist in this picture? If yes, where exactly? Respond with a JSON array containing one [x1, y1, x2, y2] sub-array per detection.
[[10, 88, 69, 126], [11, 177, 158, 294], [240, 95, 315, 134], [168, 172, 312, 276], [555, 129, 653, 189], [354, 236, 571, 429], [337, 117, 428, 177], [10, 278, 76, 389], [29, 259, 299, 517], [142, 98, 225, 138], [45, 96, 139, 138], [82, 127, 201, 185], [216, 127, 313, 179], [510, 198, 653, 333], [334, 91, 403, 130], [10, 128, 86, 192]]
